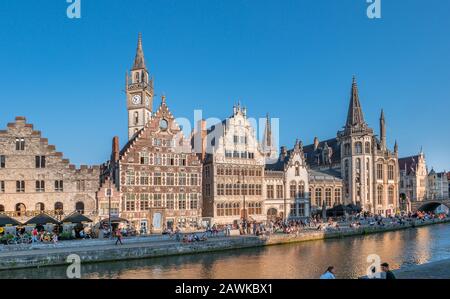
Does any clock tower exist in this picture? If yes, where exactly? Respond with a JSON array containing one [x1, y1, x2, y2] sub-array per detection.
[[126, 33, 154, 140]]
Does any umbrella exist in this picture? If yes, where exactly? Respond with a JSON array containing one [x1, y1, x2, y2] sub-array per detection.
[[25, 213, 60, 225], [61, 212, 93, 224], [0, 214, 21, 227]]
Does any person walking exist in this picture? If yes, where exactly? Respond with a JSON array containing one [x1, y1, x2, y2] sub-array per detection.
[[31, 228, 38, 244], [320, 266, 336, 279], [381, 263, 396, 279], [115, 229, 123, 245]]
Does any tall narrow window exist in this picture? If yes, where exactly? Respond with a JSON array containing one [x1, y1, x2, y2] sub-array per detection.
[[140, 152, 149, 165], [365, 142, 371, 154], [16, 181, 25, 193], [315, 188, 322, 207], [377, 164, 383, 180], [325, 188, 332, 207], [334, 188, 341, 204], [377, 185, 383, 205], [267, 185, 274, 199], [0, 181, 5, 193], [0, 155, 5, 168], [35, 156, 46, 168], [276, 185, 283, 199], [388, 186, 394, 205], [190, 194, 198, 210], [35, 180, 45, 192], [290, 182, 297, 198], [388, 164, 394, 180], [298, 182, 305, 198], [125, 194, 136, 211], [134, 112, 139, 125], [55, 180, 64, 192], [355, 142, 363, 154]]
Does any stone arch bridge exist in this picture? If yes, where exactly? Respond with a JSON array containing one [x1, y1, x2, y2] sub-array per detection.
[[410, 199, 450, 213]]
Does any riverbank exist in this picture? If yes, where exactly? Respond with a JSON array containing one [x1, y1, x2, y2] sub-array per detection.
[[0, 218, 449, 271], [395, 258, 450, 279]]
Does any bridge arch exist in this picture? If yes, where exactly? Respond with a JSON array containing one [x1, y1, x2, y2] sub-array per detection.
[[418, 202, 450, 214]]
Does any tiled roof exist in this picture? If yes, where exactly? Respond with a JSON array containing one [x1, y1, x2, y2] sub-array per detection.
[[303, 137, 341, 167], [398, 155, 419, 175]]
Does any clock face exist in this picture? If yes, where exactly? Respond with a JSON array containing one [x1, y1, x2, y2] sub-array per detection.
[[132, 94, 141, 105], [160, 119, 168, 131]]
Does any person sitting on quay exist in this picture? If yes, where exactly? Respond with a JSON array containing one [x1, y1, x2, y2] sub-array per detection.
[[381, 263, 396, 280], [320, 266, 336, 279]]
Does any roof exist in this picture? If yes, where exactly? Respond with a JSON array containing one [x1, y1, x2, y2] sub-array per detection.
[[61, 212, 93, 224], [309, 169, 342, 182], [25, 213, 60, 225], [398, 155, 420, 175], [0, 214, 21, 227], [303, 137, 341, 167]]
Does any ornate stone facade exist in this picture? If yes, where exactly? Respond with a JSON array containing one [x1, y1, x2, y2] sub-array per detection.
[[0, 117, 100, 222], [303, 77, 400, 216], [200, 105, 266, 225], [399, 152, 428, 204], [265, 141, 310, 220]]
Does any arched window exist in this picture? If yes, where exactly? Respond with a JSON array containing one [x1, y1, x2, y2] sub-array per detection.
[[54, 202, 64, 215], [15, 203, 26, 216], [0, 205, 5, 213], [365, 142, 371, 154], [325, 188, 332, 207], [334, 188, 341, 204], [355, 142, 363, 154], [135, 72, 140, 82], [377, 185, 383, 205], [388, 186, 394, 205], [134, 112, 139, 125], [290, 181, 297, 198], [76, 202, 85, 214], [315, 188, 322, 207], [35, 202, 45, 212], [298, 181, 305, 198]]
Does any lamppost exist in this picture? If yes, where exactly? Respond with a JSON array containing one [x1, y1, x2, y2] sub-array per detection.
[[106, 180, 113, 240], [238, 173, 247, 223]]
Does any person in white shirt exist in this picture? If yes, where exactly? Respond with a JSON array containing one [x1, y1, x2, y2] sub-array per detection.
[[320, 266, 336, 279]]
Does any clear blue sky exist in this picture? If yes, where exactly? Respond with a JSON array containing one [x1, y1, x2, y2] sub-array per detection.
[[0, 0, 449, 170]]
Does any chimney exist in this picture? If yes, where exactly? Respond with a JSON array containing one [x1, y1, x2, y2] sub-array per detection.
[[112, 136, 120, 162], [314, 137, 319, 150]]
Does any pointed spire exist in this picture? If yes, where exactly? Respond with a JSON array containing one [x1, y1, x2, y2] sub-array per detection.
[[380, 109, 386, 149], [263, 114, 272, 147], [132, 33, 146, 70], [345, 76, 366, 129], [394, 140, 398, 153]]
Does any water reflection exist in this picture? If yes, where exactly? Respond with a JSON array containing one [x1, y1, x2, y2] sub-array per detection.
[[2, 224, 450, 279]]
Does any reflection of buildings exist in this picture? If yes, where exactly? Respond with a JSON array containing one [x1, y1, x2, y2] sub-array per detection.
[[100, 35, 202, 232], [399, 152, 428, 203], [0, 117, 100, 221]]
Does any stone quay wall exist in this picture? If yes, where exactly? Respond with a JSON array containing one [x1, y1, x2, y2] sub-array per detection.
[[0, 218, 449, 271]]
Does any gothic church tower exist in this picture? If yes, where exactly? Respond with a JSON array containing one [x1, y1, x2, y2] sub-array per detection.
[[338, 77, 375, 210]]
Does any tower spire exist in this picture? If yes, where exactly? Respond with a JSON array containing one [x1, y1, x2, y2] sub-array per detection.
[[263, 114, 272, 147], [132, 33, 146, 70], [380, 109, 386, 149], [345, 76, 366, 129]]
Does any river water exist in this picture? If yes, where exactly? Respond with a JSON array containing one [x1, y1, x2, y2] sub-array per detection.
[[2, 223, 450, 279]]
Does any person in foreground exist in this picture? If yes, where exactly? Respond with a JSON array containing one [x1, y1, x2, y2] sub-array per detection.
[[381, 263, 396, 280], [320, 266, 336, 279]]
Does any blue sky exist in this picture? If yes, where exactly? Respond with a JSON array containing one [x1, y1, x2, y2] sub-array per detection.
[[0, 0, 449, 170]]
